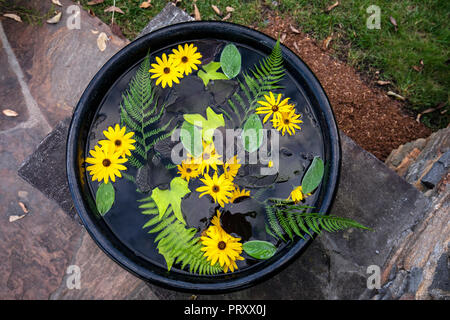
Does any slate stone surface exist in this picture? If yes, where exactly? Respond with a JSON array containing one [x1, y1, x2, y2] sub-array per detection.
[[14, 2, 433, 300]]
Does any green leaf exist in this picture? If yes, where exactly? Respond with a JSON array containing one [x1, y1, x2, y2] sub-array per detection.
[[243, 240, 277, 260], [95, 182, 115, 216], [197, 61, 228, 86], [184, 107, 225, 143], [242, 113, 263, 152], [180, 120, 203, 157], [151, 177, 191, 224], [220, 43, 241, 79], [301, 157, 325, 194]]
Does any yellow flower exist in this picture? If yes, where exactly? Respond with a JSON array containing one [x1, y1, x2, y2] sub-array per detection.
[[288, 185, 311, 203], [229, 185, 250, 203], [255, 92, 293, 123], [197, 141, 223, 175], [85, 145, 128, 184], [272, 109, 303, 136], [196, 172, 233, 207], [223, 155, 241, 180], [201, 212, 244, 273], [149, 53, 183, 88], [98, 124, 135, 158], [169, 43, 202, 76], [177, 159, 200, 182]]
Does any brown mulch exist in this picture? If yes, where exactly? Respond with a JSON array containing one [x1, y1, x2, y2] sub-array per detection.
[[256, 14, 431, 161]]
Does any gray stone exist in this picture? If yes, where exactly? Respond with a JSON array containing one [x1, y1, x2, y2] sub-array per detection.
[[137, 3, 194, 38], [421, 151, 449, 188]]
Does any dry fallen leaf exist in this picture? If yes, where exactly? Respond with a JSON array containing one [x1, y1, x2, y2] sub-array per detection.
[[87, 0, 104, 5], [110, 22, 125, 40], [322, 35, 333, 50], [91, 29, 99, 34], [52, 0, 63, 7], [139, 1, 152, 9], [280, 33, 287, 43], [9, 215, 26, 223], [289, 25, 300, 34], [193, 3, 201, 20], [387, 91, 405, 101], [293, 41, 300, 52], [2, 109, 19, 117], [3, 13, 22, 22], [226, 6, 235, 13], [390, 16, 398, 31], [97, 32, 108, 51], [46, 11, 62, 24], [416, 103, 446, 122], [222, 13, 231, 21], [18, 202, 29, 214], [325, 1, 339, 13], [376, 80, 391, 86], [104, 6, 125, 14], [211, 5, 221, 16]]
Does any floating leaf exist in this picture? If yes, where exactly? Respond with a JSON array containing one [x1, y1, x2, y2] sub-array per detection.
[[151, 177, 191, 224], [197, 61, 228, 86], [180, 120, 203, 157], [220, 44, 241, 79], [301, 156, 324, 195], [96, 182, 115, 216], [242, 113, 263, 153], [243, 240, 277, 260], [184, 107, 225, 143]]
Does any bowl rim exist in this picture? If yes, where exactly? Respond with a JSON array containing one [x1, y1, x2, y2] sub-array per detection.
[[66, 21, 341, 293]]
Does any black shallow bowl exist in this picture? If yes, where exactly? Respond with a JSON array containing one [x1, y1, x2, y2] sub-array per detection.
[[66, 21, 341, 293]]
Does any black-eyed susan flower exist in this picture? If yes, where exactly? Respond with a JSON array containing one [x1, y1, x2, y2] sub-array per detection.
[[255, 91, 293, 123], [85, 145, 128, 184], [196, 172, 233, 207], [272, 109, 303, 136], [201, 211, 244, 273], [229, 185, 250, 203], [149, 53, 183, 88], [169, 43, 202, 76], [99, 124, 135, 158], [223, 155, 241, 180], [288, 185, 311, 203], [177, 159, 200, 182], [198, 141, 223, 175]]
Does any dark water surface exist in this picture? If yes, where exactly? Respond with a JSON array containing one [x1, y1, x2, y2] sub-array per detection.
[[86, 39, 324, 273]]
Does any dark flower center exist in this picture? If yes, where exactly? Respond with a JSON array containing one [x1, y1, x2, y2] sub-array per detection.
[[218, 241, 226, 250], [163, 67, 170, 74], [115, 139, 122, 146], [212, 185, 220, 193], [283, 119, 290, 125], [102, 159, 111, 167], [272, 105, 279, 112], [186, 168, 192, 173], [181, 56, 188, 63]]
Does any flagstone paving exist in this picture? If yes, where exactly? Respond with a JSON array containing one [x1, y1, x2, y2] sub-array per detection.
[[1, 1, 447, 300]]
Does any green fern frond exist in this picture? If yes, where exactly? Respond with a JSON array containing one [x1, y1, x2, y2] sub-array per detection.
[[225, 39, 285, 126], [119, 53, 175, 169], [139, 196, 222, 275], [264, 201, 371, 242]]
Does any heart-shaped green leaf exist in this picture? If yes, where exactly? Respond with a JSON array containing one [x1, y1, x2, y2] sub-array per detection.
[[301, 156, 324, 195], [220, 43, 241, 79], [184, 107, 225, 143], [95, 182, 115, 216], [151, 177, 191, 224], [243, 240, 277, 260], [197, 61, 228, 86], [180, 120, 203, 157], [242, 113, 263, 152]]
